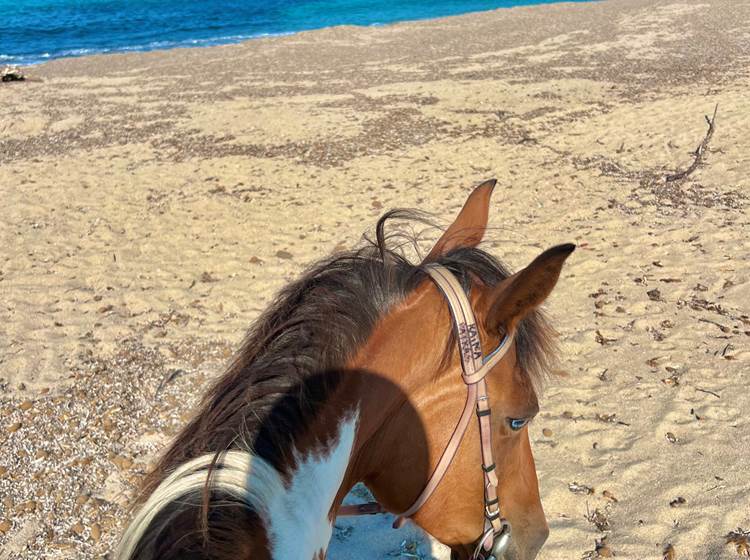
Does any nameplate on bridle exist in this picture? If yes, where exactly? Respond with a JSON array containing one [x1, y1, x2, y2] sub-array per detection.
[[457, 321, 482, 364]]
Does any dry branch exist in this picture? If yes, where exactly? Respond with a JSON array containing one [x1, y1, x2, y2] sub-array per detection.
[[665, 104, 718, 182], [1, 65, 26, 82]]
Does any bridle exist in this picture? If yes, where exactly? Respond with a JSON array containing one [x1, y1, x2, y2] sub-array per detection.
[[339, 264, 515, 559]]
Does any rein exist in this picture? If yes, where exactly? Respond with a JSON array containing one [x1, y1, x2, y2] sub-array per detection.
[[339, 264, 514, 559]]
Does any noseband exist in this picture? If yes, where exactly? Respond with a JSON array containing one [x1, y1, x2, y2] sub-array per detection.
[[339, 264, 514, 559]]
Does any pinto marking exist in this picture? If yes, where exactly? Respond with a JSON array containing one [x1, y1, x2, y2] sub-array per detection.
[[116, 411, 358, 560], [266, 411, 358, 559]]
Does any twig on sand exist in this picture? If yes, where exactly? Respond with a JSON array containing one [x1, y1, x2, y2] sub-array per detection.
[[695, 387, 721, 399], [665, 104, 718, 182], [698, 317, 730, 333], [155, 368, 188, 397]]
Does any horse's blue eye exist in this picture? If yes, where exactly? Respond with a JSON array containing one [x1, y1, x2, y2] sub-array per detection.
[[509, 418, 527, 431]]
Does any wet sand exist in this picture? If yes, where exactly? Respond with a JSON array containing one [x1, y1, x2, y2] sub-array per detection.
[[1, 0, 749, 557]]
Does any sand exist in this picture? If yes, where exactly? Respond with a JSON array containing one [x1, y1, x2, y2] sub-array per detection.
[[1, 0, 749, 557]]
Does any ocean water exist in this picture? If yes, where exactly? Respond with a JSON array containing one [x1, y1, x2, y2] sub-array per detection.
[[1, 0, 586, 66]]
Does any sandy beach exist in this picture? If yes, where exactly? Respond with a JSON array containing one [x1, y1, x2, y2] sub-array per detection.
[[1, 0, 749, 557]]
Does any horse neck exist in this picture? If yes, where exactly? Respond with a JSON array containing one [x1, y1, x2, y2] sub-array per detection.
[[121, 283, 451, 560], [339, 281, 456, 513], [257, 301, 448, 559]]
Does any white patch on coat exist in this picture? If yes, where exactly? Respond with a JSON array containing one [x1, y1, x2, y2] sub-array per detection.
[[266, 411, 359, 559], [116, 410, 358, 560]]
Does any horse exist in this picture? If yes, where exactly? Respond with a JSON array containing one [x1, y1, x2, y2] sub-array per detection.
[[116, 179, 574, 560]]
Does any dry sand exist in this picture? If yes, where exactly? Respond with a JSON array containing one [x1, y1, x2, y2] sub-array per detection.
[[1, 0, 749, 557]]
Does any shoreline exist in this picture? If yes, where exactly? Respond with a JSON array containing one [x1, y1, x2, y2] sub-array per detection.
[[8, 0, 746, 102], [1, 0, 749, 558], [4, 0, 595, 69], [3, 31, 297, 68]]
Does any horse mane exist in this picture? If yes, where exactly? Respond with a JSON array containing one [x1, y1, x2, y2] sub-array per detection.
[[131, 209, 557, 557]]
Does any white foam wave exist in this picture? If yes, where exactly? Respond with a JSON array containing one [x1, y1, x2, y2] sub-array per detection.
[[3, 29, 297, 66]]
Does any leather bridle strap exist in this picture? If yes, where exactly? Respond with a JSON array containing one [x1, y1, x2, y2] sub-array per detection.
[[339, 264, 514, 558]]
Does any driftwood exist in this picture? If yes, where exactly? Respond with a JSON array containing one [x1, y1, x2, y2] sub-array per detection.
[[1, 66, 25, 82], [665, 104, 718, 182]]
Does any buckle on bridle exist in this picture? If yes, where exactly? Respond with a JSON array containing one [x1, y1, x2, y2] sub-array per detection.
[[482, 520, 511, 560], [492, 519, 511, 555]]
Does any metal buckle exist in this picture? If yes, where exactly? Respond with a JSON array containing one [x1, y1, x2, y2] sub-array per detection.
[[490, 520, 511, 558], [475, 518, 511, 560]]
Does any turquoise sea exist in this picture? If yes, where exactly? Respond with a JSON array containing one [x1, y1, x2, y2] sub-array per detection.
[[1, 0, 588, 66]]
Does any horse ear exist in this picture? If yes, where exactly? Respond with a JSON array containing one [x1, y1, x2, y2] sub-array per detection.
[[423, 179, 497, 263], [483, 244, 575, 334]]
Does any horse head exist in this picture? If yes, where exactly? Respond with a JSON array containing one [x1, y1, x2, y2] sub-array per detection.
[[349, 180, 573, 559]]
